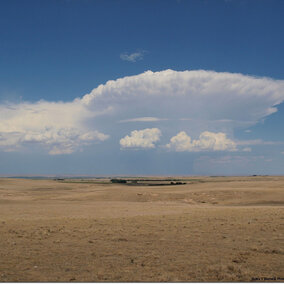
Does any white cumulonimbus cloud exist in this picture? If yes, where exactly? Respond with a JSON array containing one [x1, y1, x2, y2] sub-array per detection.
[[120, 128, 161, 149], [0, 101, 109, 155], [82, 69, 284, 127], [0, 69, 284, 154], [166, 131, 237, 152]]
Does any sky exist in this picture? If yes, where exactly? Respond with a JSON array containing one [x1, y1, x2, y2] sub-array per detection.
[[0, 0, 284, 176]]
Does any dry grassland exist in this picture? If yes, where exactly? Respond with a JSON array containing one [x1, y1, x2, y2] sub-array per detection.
[[0, 176, 283, 282]]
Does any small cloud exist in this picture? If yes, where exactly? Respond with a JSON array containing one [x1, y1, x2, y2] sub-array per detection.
[[120, 51, 144, 62], [281, 152, 284, 155], [118, 117, 167, 123], [120, 128, 161, 149], [242, 147, 252, 152], [245, 129, 252, 133], [166, 131, 237, 152]]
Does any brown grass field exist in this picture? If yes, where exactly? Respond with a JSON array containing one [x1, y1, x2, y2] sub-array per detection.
[[0, 176, 283, 282]]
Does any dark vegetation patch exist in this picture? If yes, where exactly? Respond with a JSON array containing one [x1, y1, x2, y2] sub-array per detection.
[[110, 179, 186, 186]]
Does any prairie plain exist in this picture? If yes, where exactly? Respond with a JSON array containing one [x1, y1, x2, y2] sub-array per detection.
[[0, 176, 283, 282]]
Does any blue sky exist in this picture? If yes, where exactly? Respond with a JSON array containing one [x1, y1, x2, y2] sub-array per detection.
[[0, 0, 284, 176]]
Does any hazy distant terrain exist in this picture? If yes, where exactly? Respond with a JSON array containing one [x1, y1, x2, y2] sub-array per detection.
[[0, 176, 283, 281]]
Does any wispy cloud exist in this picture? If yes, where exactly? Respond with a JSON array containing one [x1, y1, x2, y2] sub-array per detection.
[[242, 147, 252, 152], [195, 154, 268, 169], [118, 117, 167, 123], [236, 139, 284, 146], [120, 51, 144, 62]]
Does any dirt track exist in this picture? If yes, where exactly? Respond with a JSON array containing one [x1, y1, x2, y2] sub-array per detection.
[[0, 176, 283, 281]]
